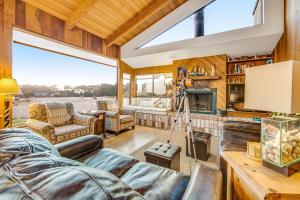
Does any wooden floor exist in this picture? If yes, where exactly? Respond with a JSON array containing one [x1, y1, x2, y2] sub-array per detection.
[[104, 126, 168, 154], [103, 125, 219, 175]]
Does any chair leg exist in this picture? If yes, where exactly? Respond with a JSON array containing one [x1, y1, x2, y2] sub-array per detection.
[[132, 125, 135, 129]]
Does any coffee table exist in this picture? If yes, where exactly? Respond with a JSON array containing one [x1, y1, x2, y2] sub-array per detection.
[[81, 110, 106, 137]]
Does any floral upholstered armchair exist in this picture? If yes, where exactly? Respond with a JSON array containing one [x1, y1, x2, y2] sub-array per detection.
[[96, 100, 136, 135], [26, 102, 96, 144]]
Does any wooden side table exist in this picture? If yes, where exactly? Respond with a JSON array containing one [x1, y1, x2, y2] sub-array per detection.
[[81, 110, 106, 137]]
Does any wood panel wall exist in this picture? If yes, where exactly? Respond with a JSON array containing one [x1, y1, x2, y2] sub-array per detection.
[[0, 0, 14, 78], [274, 0, 300, 62], [14, 0, 120, 59], [0, 0, 15, 128], [133, 55, 227, 109]]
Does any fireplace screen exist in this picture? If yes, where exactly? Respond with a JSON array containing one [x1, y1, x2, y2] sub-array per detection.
[[188, 93, 213, 113], [176, 88, 217, 114]]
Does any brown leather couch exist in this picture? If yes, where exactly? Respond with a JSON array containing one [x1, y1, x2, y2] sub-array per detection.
[[0, 128, 222, 200]]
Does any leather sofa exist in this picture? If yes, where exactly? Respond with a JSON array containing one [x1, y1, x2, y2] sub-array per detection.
[[0, 128, 222, 200]]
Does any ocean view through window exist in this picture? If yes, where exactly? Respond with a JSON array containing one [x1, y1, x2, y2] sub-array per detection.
[[12, 43, 117, 127]]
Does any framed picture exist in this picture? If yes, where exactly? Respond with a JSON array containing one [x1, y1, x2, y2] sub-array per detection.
[[177, 67, 187, 78]]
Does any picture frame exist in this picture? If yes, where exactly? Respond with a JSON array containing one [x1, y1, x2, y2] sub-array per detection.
[[177, 67, 187, 78]]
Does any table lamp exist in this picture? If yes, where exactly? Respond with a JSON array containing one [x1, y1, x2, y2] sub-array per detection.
[[245, 60, 300, 176], [0, 77, 22, 95], [0, 77, 22, 128]]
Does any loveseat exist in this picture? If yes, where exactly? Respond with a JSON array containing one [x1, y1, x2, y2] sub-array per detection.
[[0, 128, 222, 200], [26, 102, 96, 144], [124, 97, 173, 114], [124, 97, 173, 129]]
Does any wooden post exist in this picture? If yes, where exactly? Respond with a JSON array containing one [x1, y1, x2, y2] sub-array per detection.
[[0, 0, 15, 128]]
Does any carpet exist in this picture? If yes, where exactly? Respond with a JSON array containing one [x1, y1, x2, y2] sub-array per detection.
[[130, 130, 220, 175]]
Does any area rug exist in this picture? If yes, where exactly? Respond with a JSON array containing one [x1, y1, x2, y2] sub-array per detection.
[[130, 130, 220, 175]]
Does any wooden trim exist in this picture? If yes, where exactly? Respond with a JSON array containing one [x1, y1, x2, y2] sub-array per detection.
[[65, 0, 98, 30], [106, 0, 171, 46], [13, 27, 117, 67]]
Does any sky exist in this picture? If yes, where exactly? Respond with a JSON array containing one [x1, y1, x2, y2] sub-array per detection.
[[13, 0, 256, 88], [13, 43, 117, 89], [142, 0, 256, 47]]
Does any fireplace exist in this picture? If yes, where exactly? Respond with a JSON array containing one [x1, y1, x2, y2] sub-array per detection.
[[183, 88, 217, 114]]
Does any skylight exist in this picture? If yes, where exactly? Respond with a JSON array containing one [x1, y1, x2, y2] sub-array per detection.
[[140, 0, 257, 48]]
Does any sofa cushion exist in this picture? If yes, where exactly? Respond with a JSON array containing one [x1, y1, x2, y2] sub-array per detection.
[[54, 124, 89, 143], [123, 105, 170, 115], [120, 115, 134, 124], [55, 124, 88, 135], [0, 128, 60, 166], [81, 148, 139, 177], [121, 162, 189, 200], [140, 100, 154, 108], [2, 152, 144, 200]]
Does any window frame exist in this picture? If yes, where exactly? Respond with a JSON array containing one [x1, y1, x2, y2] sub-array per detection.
[[136, 73, 172, 97], [122, 73, 131, 105]]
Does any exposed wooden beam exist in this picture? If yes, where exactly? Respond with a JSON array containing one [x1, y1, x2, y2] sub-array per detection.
[[66, 0, 98, 30], [21, 0, 68, 20], [106, 0, 171, 46]]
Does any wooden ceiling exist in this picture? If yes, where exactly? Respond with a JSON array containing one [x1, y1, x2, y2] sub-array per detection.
[[21, 0, 187, 46]]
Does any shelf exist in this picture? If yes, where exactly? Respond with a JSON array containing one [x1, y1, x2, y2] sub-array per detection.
[[227, 110, 270, 118], [227, 83, 245, 85], [227, 57, 274, 63], [226, 73, 245, 76], [177, 76, 219, 80]]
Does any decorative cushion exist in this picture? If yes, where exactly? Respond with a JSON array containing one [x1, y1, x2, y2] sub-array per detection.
[[120, 115, 134, 124], [106, 100, 119, 112], [0, 128, 60, 166], [55, 124, 88, 135], [28, 103, 48, 122], [45, 102, 71, 126]]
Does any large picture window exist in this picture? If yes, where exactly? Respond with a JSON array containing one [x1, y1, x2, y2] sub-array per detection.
[[136, 73, 172, 97], [13, 43, 117, 127]]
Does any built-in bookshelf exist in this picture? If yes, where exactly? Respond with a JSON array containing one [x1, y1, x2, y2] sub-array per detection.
[[226, 55, 274, 112]]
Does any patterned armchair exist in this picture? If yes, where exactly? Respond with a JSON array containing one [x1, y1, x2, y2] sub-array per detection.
[[96, 100, 136, 135], [26, 102, 96, 144]]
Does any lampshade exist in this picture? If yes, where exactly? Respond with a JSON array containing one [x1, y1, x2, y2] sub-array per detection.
[[0, 78, 22, 95], [244, 60, 300, 114]]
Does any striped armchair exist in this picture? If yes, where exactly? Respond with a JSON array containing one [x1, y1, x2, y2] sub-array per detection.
[[26, 102, 96, 144], [96, 100, 136, 135]]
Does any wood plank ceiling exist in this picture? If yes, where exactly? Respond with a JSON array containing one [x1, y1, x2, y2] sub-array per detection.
[[21, 0, 187, 46]]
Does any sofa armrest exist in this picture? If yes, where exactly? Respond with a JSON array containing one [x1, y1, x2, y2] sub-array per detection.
[[120, 108, 136, 116], [54, 135, 103, 160], [183, 165, 222, 200], [73, 114, 96, 133], [26, 119, 57, 144]]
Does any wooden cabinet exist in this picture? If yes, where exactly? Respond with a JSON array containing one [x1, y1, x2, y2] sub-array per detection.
[[221, 151, 300, 200]]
